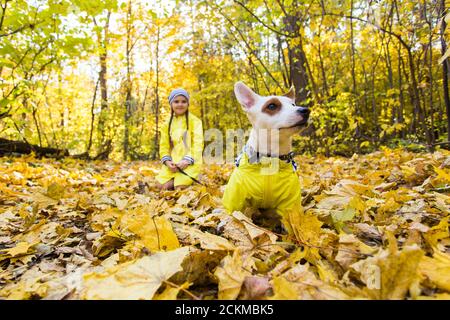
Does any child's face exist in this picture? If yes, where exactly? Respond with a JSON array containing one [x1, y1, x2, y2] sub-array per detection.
[[171, 95, 189, 116]]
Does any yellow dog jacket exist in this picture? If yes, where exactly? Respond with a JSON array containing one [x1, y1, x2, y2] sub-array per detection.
[[222, 146, 301, 221]]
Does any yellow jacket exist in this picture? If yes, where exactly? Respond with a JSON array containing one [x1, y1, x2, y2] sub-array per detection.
[[222, 152, 301, 224], [156, 113, 203, 186]]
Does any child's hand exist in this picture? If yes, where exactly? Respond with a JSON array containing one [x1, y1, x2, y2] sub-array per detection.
[[176, 159, 190, 170], [165, 160, 179, 173]]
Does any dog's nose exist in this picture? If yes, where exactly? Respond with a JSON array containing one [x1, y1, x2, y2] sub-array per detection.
[[297, 107, 310, 116]]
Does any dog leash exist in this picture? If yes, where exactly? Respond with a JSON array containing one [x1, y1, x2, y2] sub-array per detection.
[[175, 165, 204, 186]]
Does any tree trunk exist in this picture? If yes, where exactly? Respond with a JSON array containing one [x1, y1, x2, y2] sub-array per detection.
[[284, 13, 310, 106], [152, 26, 161, 160], [277, 35, 289, 88], [397, 45, 406, 139], [350, 0, 360, 151], [94, 11, 111, 158], [440, 0, 450, 142], [86, 78, 99, 154], [426, 6, 435, 150], [123, 0, 133, 160], [407, 48, 425, 139], [0, 138, 69, 157]]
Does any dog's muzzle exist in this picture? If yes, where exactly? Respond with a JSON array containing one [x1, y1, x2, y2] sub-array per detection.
[[295, 107, 310, 125]]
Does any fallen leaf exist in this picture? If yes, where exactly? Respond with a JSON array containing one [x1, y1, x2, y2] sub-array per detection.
[[214, 250, 251, 300], [121, 209, 180, 252], [419, 250, 450, 292], [3, 241, 36, 257], [175, 225, 235, 251], [82, 246, 191, 299]]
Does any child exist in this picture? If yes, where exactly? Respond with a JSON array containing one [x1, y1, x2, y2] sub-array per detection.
[[156, 88, 204, 190]]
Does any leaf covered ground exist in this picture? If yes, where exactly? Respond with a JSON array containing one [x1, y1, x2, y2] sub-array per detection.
[[0, 148, 449, 300]]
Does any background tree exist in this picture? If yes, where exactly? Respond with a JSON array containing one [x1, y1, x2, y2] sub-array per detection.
[[1, 0, 448, 159]]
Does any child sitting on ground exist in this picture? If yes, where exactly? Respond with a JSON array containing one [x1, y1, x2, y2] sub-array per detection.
[[156, 88, 204, 190]]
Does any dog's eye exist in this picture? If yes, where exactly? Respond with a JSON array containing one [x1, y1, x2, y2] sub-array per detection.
[[267, 103, 278, 111]]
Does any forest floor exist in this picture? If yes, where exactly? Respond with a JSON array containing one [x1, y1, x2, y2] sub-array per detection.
[[0, 148, 449, 300]]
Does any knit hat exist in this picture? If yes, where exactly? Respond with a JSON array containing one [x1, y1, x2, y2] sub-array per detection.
[[168, 88, 190, 105]]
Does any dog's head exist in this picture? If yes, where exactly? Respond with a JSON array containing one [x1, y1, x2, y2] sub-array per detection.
[[234, 81, 310, 134]]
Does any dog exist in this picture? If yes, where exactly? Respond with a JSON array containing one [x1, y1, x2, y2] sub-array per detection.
[[222, 81, 310, 231]]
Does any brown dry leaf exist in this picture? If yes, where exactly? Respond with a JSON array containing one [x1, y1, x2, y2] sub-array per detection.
[[171, 248, 225, 286], [216, 213, 253, 249], [231, 211, 278, 243], [92, 231, 127, 258], [174, 225, 235, 251], [285, 264, 350, 300], [113, 197, 128, 211], [176, 191, 196, 206], [240, 276, 271, 300], [335, 234, 377, 269], [269, 248, 305, 277]]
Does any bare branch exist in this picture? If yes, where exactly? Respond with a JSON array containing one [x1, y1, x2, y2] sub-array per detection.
[[316, 11, 411, 50], [0, 21, 43, 38], [233, 0, 294, 38], [213, 3, 283, 90]]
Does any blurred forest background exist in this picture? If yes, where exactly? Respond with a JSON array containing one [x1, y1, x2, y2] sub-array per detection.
[[1, 0, 450, 160]]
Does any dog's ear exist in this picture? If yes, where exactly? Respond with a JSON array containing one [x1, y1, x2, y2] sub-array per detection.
[[234, 81, 258, 109], [284, 86, 296, 102]]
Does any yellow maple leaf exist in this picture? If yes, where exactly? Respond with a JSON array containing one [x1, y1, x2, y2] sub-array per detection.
[[46, 182, 66, 200], [4, 242, 35, 257], [3, 280, 48, 300], [0, 182, 23, 197], [351, 245, 424, 299], [122, 209, 180, 252], [433, 166, 450, 182], [30, 193, 59, 209], [214, 250, 251, 300], [423, 217, 449, 248], [419, 250, 450, 292], [286, 209, 323, 263], [269, 276, 298, 300], [82, 246, 190, 300], [400, 165, 417, 179]]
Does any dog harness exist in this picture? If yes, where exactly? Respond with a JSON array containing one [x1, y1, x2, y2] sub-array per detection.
[[234, 144, 298, 171]]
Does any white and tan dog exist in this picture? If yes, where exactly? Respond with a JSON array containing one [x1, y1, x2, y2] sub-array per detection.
[[222, 81, 310, 229]]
